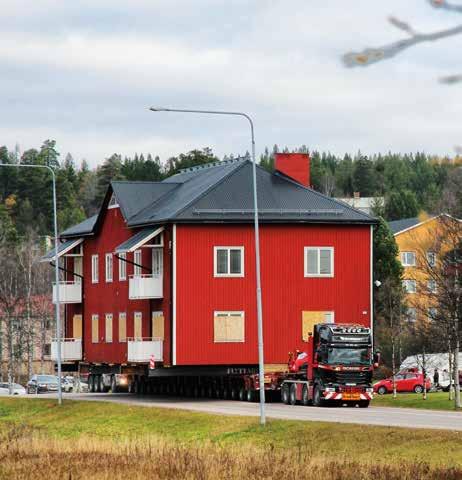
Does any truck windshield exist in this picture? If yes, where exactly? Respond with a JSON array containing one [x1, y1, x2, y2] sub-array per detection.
[[326, 347, 370, 366]]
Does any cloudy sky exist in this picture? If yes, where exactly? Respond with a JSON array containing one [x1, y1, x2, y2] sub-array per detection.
[[2, 0, 462, 167]]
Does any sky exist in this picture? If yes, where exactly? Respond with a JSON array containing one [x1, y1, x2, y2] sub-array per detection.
[[1, 0, 462, 167]]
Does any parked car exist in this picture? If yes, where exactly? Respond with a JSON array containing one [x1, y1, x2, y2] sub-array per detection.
[[373, 371, 431, 394], [27, 375, 59, 394], [62, 377, 74, 393], [0, 382, 26, 395]]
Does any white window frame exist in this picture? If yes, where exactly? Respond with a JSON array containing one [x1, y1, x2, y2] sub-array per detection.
[[105, 253, 113, 283], [427, 279, 437, 294], [401, 251, 416, 267], [406, 307, 417, 322], [118, 312, 127, 342], [119, 253, 127, 281], [152, 247, 163, 276], [427, 251, 436, 267], [91, 255, 99, 283], [213, 246, 244, 278], [214, 311, 245, 343], [403, 279, 417, 294], [105, 313, 113, 343], [428, 307, 437, 321], [304, 247, 334, 278], [134, 250, 142, 277]]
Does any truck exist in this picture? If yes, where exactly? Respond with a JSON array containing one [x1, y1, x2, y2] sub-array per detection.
[[83, 323, 377, 408], [280, 323, 377, 407]]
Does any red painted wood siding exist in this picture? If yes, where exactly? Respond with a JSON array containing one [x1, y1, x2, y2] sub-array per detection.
[[65, 207, 172, 365], [175, 224, 371, 365]]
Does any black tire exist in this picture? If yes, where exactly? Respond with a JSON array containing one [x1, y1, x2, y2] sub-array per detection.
[[238, 387, 246, 401], [231, 387, 238, 400], [302, 385, 310, 406], [246, 389, 255, 402], [111, 376, 118, 393], [313, 385, 323, 407], [94, 376, 101, 393], [99, 376, 105, 393], [222, 388, 229, 400], [414, 384, 423, 394], [289, 384, 297, 405], [281, 384, 290, 404], [358, 400, 370, 408], [377, 386, 387, 395]]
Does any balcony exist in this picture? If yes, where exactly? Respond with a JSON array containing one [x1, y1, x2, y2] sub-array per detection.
[[51, 338, 82, 361], [127, 338, 163, 363], [52, 281, 82, 304], [129, 274, 163, 300]]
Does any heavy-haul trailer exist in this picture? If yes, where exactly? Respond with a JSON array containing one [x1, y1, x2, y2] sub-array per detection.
[[81, 323, 377, 408]]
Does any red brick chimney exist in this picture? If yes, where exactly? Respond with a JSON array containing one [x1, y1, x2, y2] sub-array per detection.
[[274, 153, 310, 187]]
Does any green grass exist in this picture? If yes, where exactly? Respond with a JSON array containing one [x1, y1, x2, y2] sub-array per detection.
[[1, 397, 462, 469], [373, 391, 462, 411]]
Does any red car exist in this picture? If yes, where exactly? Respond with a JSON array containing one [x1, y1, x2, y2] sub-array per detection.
[[374, 371, 431, 395]]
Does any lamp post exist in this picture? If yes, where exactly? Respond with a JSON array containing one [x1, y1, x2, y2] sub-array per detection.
[[0, 163, 62, 405], [149, 107, 266, 424]]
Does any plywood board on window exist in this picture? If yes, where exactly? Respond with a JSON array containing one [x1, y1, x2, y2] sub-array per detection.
[[152, 312, 165, 340], [105, 314, 113, 343], [73, 315, 82, 339], [91, 315, 99, 343], [302, 311, 325, 341], [214, 315, 227, 342], [227, 315, 244, 342], [119, 313, 127, 342], [134, 312, 142, 340]]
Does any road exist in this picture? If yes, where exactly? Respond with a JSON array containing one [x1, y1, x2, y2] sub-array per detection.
[[37, 392, 462, 431]]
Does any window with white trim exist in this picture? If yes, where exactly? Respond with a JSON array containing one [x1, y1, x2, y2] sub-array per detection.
[[214, 247, 244, 277], [91, 314, 99, 343], [119, 253, 127, 281], [406, 307, 417, 323], [401, 251, 416, 267], [403, 279, 416, 293], [428, 308, 437, 321], [152, 248, 163, 276], [118, 312, 127, 342], [105, 253, 113, 283], [105, 313, 113, 343], [134, 250, 142, 277], [427, 279, 437, 293], [91, 255, 99, 283], [214, 311, 245, 342], [304, 247, 334, 277], [427, 251, 436, 267]]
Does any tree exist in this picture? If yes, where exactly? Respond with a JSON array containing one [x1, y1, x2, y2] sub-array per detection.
[[385, 190, 419, 221], [352, 155, 376, 196]]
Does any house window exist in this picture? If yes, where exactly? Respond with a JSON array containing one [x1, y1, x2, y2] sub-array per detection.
[[401, 251, 416, 267], [134, 250, 142, 277], [105, 253, 113, 283], [406, 308, 416, 323], [427, 251, 436, 267], [105, 314, 113, 343], [403, 279, 416, 293], [119, 253, 127, 281], [427, 279, 437, 293], [91, 314, 99, 343], [302, 311, 335, 341], [118, 312, 127, 342], [152, 311, 165, 340], [214, 311, 245, 342], [43, 343, 51, 356], [214, 247, 244, 277], [304, 247, 334, 277], [134, 312, 142, 339], [152, 248, 163, 276], [428, 308, 437, 321], [91, 255, 99, 283]]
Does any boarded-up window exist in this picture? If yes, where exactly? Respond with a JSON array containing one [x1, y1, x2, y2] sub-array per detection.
[[302, 311, 334, 341], [91, 314, 99, 343], [214, 312, 245, 343], [119, 313, 127, 342], [152, 311, 164, 340], [73, 314, 82, 339], [134, 312, 142, 340], [105, 314, 113, 343]]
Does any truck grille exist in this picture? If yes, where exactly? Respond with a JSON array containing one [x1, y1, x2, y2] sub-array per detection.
[[321, 370, 371, 385]]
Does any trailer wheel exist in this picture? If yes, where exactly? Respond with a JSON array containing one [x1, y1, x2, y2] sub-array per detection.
[[289, 384, 297, 405], [313, 385, 323, 407], [238, 387, 246, 401], [246, 389, 256, 402], [302, 385, 310, 406], [111, 375, 118, 393], [88, 375, 95, 393], [281, 384, 290, 404], [222, 388, 229, 400], [230, 387, 238, 400]]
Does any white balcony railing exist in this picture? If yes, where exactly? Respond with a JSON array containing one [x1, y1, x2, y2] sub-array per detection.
[[127, 337, 163, 363], [51, 338, 82, 361], [129, 274, 163, 300], [52, 281, 82, 304]]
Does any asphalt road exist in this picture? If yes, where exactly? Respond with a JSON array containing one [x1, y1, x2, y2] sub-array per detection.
[[35, 392, 462, 431]]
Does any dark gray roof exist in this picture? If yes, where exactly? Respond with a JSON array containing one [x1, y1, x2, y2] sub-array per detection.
[[388, 217, 421, 234], [41, 238, 83, 262], [115, 227, 160, 253], [61, 159, 375, 238], [60, 215, 98, 238]]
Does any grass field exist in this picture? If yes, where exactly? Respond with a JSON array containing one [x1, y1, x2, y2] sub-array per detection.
[[373, 391, 462, 411], [1, 398, 462, 479]]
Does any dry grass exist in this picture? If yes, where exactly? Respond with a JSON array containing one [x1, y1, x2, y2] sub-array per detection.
[[0, 424, 461, 480]]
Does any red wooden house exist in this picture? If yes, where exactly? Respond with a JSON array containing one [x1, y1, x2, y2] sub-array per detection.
[[43, 153, 374, 386]]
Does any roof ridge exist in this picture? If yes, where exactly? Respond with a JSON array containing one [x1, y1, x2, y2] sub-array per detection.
[[175, 157, 245, 175], [111, 180, 181, 185]]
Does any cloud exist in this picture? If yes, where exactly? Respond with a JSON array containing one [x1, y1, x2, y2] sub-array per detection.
[[1, 0, 462, 166]]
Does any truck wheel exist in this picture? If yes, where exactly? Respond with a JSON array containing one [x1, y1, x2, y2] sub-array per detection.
[[358, 400, 370, 408], [313, 385, 323, 407], [222, 388, 229, 400], [377, 386, 387, 395], [88, 375, 94, 393], [414, 385, 423, 394], [281, 384, 290, 404], [289, 384, 297, 405], [111, 375, 118, 393], [302, 385, 310, 406], [238, 387, 246, 401], [246, 389, 255, 402], [230, 387, 238, 400]]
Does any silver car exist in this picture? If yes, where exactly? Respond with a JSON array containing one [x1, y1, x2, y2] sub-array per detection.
[[0, 382, 27, 395]]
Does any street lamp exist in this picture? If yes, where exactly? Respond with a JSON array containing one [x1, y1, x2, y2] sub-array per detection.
[[149, 107, 266, 424], [0, 163, 63, 405]]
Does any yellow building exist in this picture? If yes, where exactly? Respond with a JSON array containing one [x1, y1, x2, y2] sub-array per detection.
[[389, 214, 460, 324]]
